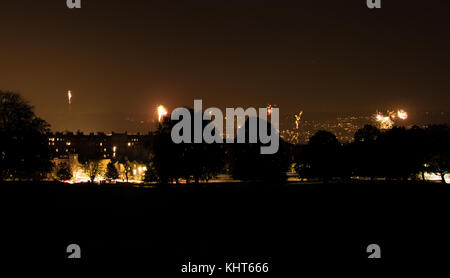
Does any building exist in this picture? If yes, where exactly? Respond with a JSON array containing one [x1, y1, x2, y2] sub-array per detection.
[[47, 132, 153, 183]]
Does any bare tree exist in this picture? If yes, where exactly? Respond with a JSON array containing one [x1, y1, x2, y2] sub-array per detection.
[[82, 160, 102, 183]]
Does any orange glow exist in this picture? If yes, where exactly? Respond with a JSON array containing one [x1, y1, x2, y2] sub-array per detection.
[[267, 104, 272, 116], [375, 113, 384, 122], [67, 90, 72, 105], [397, 109, 408, 120], [157, 105, 168, 122]]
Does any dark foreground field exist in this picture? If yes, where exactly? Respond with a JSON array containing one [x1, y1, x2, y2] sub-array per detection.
[[3, 181, 450, 274]]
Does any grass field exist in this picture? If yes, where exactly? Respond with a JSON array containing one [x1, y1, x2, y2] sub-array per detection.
[[3, 180, 450, 273]]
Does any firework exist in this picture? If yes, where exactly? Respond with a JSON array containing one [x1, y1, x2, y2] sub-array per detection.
[[397, 109, 408, 120], [267, 104, 272, 116], [380, 116, 394, 129], [375, 113, 384, 122], [374, 109, 408, 129], [294, 111, 303, 129], [157, 105, 168, 122], [67, 90, 72, 105]]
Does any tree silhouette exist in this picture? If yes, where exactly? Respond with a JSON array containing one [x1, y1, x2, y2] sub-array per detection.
[[82, 160, 102, 183], [354, 124, 380, 143], [148, 118, 182, 185], [230, 117, 289, 183], [56, 163, 72, 181], [105, 160, 119, 181], [425, 125, 450, 183], [297, 130, 342, 182], [375, 127, 423, 180], [144, 162, 158, 183], [0, 91, 53, 181], [350, 125, 382, 179], [407, 125, 429, 180], [118, 158, 134, 182], [149, 109, 226, 185]]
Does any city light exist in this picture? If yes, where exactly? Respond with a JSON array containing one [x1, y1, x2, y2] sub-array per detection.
[[375, 113, 384, 122], [157, 105, 168, 122]]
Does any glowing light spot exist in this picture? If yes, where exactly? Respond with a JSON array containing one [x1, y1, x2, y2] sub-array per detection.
[[374, 109, 408, 129], [267, 104, 272, 116], [157, 105, 168, 122], [67, 90, 72, 105], [397, 109, 408, 120]]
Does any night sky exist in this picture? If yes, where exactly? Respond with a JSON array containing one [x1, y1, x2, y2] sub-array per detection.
[[0, 0, 449, 132]]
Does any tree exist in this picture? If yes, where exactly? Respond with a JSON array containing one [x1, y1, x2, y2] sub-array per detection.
[[407, 125, 428, 180], [354, 124, 380, 143], [119, 159, 134, 182], [149, 109, 226, 185], [230, 117, 289, 183], [105, 160, 119, 181], [150, 118, 182, 185], [0, 91, 53, 180], [375, 126, 422, 180], [299, 130, 342, 182], [350, 125, 382, 179], [82, 160, 102, 183], [425, 125, 450, 184], [144, 162, 158, 183], [56, 163, 72, 181]]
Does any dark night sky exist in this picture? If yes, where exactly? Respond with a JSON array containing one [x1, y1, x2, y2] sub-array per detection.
[[0, 0, 449, 132]]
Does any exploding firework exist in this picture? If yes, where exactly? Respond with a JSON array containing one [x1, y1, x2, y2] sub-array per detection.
[[375, 113, 384, 122], [374, 109, 408, 129], [379, 115, 394, 130], [397, 109, 408, 120], [157, 105, 168, 122]]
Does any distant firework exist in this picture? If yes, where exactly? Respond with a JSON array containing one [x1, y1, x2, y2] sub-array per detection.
[[157, 105, 168, 122], [267, 104, 272, 116], [397, 109, 408, 120], [374, 109, 408, 129], [266, 104, 278, 116], [295, 111, 303, 129], [67, 90, 72, 105]]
